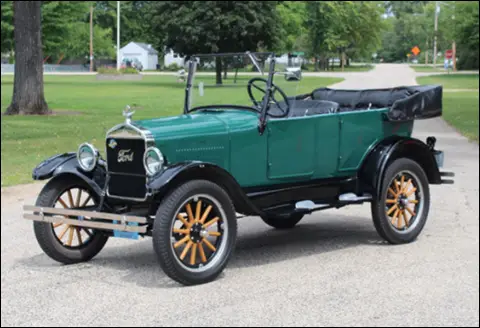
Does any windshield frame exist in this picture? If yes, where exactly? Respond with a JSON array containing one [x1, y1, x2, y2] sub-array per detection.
[[183, 52, 277, 119]]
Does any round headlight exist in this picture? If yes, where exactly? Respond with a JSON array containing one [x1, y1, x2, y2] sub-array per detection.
[[77, 143, 98, 172], [143, 147, 164, 176]]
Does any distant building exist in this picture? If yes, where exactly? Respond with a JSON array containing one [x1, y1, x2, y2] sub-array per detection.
[[163, 49, 185, 68], [119, 42, 158, 70]]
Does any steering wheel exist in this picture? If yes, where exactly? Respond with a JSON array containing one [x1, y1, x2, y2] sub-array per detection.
[[247, 77, 290, 118]]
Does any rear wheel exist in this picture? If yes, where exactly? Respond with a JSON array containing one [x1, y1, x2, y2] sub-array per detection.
[[371, 158, 430, 244], [261, 213, 304, 229], [152, 180, 237, 286], [33, 177, 109, 264]]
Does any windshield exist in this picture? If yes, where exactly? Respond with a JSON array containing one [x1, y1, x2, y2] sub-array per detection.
[[184, 52, 308, 115]]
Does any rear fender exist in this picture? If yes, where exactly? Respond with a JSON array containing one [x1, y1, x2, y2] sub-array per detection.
[[147, 162, 261, 215], [359, 136, 442, 198], [32, 152, 106, 196]]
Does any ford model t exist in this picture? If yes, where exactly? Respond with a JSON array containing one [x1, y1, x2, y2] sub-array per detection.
[[24, 52, 454, 286]]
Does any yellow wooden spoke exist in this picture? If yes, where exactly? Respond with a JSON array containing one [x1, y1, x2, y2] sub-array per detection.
[[177, 213, 191, 228], [388, 188, 397, 197], [400, 175, 405, 193], [66, 227, 74, 246], [403, 210, 410, 227], [386, 199, 397, 204], [76, 189, 82, 207], [76, 228, 83, 245], [67, 190, 74, 208], [387, 204, 398, 216], [186, 203, 194, 223], [202, 239, 216, 252], [208, 231, 222, 237], [174, 235, 190, 248], [397, 211, 404, 229], [198, 243, 207, 263], [203, 217, 219, 229], [173, 228, 189, 235], [180, 241, 193, 260], [58, 225, 70, 240], [391, 209, 400, 224], [57, 197, 69, 208], [53, 222, 64, 228], [80, 195, 91, 208], [405, 188, 417, 197], [405, 206, 416, 217], [190, 244, 197, 266], [403, 179, 412, 193], [200, 205, 213, 224], [394, 179, 401, 193], [195, 200, 202, 221], [409, 199, 419, 204]]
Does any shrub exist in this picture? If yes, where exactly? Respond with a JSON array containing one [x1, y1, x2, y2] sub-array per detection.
[[97, 66, 139, 74]]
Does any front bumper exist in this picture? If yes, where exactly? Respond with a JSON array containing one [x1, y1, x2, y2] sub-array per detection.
[[23, 205, 148, 237]]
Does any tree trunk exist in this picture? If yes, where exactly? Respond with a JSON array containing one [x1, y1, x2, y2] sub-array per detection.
[[341, 51, 345, 72], [314, 56, 319, 71], [234, 68, 238, 84], [5, 1, 49, 115], [215, 57, 222, 85], [223, 58, 227, 79], [288, 54, 293, 67]]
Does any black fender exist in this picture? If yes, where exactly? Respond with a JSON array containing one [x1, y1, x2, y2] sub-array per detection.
[[359, 136, 442, 198], [146, 161, 262, 215], [32, 152, 106, 197]]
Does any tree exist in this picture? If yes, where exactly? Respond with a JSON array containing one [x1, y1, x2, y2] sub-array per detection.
[[1, 1, 14, 54], [5, 1, 49, 115], [275, 1, 307, 66], [455, 1, 479, 69], [151, 1, 281, 84]]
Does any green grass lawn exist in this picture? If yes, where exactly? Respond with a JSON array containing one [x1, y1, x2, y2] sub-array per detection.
[[302, 64, 374, 72], [441, 92, 479, 142], [1, 74, 343, 187], [416, 74, 479, 89], [410, 65, 446, 72]]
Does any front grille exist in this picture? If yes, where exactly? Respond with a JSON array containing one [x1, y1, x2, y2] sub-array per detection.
[[106, 137, 147, 200], [108, 173, 147, 199], [106, 137, 146, 175]]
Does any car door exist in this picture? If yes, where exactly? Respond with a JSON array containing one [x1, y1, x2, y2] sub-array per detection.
[[266, 114, 340, 180]]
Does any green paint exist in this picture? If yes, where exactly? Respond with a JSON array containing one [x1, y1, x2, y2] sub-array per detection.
[[135, 107, 414, 188]]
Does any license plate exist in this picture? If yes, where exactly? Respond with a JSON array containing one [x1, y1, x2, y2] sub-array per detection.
[[434, 150, 444, 168], [112, 221, 140, 240]]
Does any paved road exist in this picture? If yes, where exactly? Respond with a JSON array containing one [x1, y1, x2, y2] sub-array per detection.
[[1, 64, 478, 326]]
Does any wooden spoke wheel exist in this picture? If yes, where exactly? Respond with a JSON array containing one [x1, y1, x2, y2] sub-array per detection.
[[33, 178, 109, 264], [170, 194, 226, 270], [371, 158, 430, 244], [152, 180, 237, 286], [385, 171, 423, 233], [51, 187, 96, 249]]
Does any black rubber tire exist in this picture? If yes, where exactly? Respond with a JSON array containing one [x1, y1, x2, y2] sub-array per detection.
[[261, 213, 304, 229], [152, 180, 237, 286], [371, 158, 430, 244], [33, 177, 109, 264]]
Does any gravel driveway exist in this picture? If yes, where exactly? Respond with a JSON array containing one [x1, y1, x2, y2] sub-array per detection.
[[1, 64, 478, 327]]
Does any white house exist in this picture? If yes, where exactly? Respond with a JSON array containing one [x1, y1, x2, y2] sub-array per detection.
[[163, 49, 185, 68], [120, 42, 158, 70]]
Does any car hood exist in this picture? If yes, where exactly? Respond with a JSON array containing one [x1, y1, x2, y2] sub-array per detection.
[[133, 109, 259, 165]]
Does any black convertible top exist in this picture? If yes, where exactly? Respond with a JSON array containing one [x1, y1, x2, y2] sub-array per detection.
[[308, 84, 443, 122]]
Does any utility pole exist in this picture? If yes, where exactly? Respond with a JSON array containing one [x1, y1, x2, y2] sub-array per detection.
[[452, 1, 456, 71], [117, 1, 120, 71], [90, 6, 93, 72], [433, 1, 439, 66]]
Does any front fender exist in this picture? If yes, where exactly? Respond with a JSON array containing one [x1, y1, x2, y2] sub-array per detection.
[[359, 136, 442, 198], [32, 152, 106, 196], [147, 161, 261, 215]]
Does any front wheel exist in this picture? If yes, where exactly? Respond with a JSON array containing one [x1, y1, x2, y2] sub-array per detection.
[[33, 177, 109, 264], [371, 158, 430, 244], [152, 180, 237, 286]]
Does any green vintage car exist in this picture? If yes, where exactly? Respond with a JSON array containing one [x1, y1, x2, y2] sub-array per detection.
[[24, 52, 454, 286]]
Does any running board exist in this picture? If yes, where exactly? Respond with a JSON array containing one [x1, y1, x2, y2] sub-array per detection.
[[23, 205, 148, 234], [295, 193, 372, 212]]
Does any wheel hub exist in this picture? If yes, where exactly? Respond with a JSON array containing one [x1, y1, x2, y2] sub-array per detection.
[[189, 223, 206, 243]]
